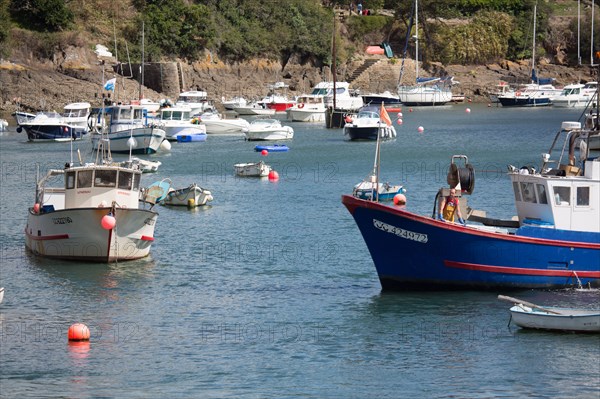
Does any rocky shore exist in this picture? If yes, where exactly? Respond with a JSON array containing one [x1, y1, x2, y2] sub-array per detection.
[[1, 48, 597, 116]]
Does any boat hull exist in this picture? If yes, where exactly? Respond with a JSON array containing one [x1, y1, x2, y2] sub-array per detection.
[[344, 125, 396, 141], [245, 129, 293, 141], [342, 195, 600, 290], [91, 127, 165, 154], [398, 87, 452, 106], [287, 109, 325, 122], [21, 125, 87, 142], [498, 96, 552, 107], [24, 207, 157, 262], [510, 305, 600, 332], [234, 162, 271, 177], [163, 185, 213, 206]]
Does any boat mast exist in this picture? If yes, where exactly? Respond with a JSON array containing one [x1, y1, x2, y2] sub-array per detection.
[[577, 0, 581, 66], [140, 21, 145, 101], [332, 12, 337, 109], [592, 1, 596, 66], [532, 2, 537, 83], [415, 0, 419, 80]]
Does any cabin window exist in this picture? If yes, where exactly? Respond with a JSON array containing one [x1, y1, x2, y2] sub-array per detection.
[[77, 170, 93, 188], [132, 173, 140, 191], [118, 171, 133, 190], [553, 186, 570, 205], [172, 111, 183, 120], [94, 169, 117, 188], [536, 184, 548, 204], [118, 108, 132, 120], [520, 182, 537, 203], [66, 171, 76, 189], [133, 109, 145, 119], [576, 187, 590, 206], [512, 182, 522, 202]]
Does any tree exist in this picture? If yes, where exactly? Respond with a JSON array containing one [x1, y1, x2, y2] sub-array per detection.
[[10, 0, 74, 32]]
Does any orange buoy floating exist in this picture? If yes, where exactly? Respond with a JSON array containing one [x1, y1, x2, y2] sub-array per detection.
[[68, 323, 90, 341], [268, 170, 279, 181], [397, 118, 403, 125], [409, 108, 413, 112], [261, 149, 268, 156], [101, 213, 116, 230], [393, 194, 407, 205], [33, 203, 40, 213], [397, 112, 403, 118], [465, 108, 471, 113], [417, 126, 424, 133]]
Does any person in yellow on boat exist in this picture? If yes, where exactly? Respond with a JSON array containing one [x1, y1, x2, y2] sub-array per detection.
[[438, 187, 465, 225]]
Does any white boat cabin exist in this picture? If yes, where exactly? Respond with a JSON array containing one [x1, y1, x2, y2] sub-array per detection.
[[37, 164, 142, 212], [159, 107, 193, 121], [509, 122, 599, 233], [108, 105, 151, 132]]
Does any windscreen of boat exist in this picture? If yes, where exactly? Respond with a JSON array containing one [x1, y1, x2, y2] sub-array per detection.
[[94, 169, 117, 188]]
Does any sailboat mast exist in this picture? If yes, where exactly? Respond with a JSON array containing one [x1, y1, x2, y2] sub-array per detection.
[[140, 21, 144, 101], [532, 2, 537, 78], [577, 0, 581, 65], [332, 13, 337, 109], [415, 0, 419, 80], [592, 1, 596, 66]]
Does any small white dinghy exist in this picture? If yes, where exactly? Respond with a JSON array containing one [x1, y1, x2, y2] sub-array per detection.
[[163, 183, 213, 207], [499, 295, 600, 333], [234, 161, 271, 177]]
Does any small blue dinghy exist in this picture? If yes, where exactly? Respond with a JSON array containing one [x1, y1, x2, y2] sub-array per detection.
[[175, 133, 207, 142], [254, 144, 289, 152]]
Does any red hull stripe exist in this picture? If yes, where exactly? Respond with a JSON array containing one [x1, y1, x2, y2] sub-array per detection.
[[140, 235, 154, 241], [27, 233, 69, 241], [445, 260, 600, 278]]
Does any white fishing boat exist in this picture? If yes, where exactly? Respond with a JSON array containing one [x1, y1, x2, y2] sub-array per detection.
[[24, 140, 159, 262], [196, 110, 249, 135], [243, 118, 294, 141], [499, 295, 600, 333], [162, 183, 214, 207], [90, 104, 166, 154], [552, 82, 597, 108], [175, 90, 214, 115], [286, 95, 326, 122], [157, 105, 207, 142], [233, 161, 271, 177]]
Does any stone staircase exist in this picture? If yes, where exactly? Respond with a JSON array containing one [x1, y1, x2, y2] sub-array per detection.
[[347, 58, 381, 84]]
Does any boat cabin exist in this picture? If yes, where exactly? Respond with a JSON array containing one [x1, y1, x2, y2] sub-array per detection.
[[63, 102, 91, 119], [159, 107, 192, 122], [37, 164, 142, 212], [509, 122, 599, 233]]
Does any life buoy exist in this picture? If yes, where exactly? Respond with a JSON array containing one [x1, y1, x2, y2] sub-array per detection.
[[515, 91, 522, 96], [298, 103, 305, 109]]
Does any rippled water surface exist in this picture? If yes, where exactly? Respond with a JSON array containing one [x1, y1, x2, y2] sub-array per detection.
[[1, 104, 598, 398]]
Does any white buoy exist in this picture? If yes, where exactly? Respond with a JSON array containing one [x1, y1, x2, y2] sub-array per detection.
[[160, 139, 172, 152]]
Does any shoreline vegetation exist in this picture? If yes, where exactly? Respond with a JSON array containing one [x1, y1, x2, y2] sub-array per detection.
[[0, 0, 597, 113]]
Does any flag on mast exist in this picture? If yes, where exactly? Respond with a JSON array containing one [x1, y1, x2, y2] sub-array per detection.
[[380, 103, 392, 126], [104, 78, 117, 91]]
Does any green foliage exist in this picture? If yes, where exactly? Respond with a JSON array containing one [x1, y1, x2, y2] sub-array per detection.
[[9, 0, 74, 32], [347, 15, 392, 41], [0, 0, 9, 44], [433, 11, 513, 64]]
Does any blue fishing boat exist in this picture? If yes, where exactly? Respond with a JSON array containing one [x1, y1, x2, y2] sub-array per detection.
[[254, 144, 289, 152], [342, 120, 600, 290]]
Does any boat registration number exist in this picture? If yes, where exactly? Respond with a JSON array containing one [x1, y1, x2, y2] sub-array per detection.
[[373, 219, 428, 243]]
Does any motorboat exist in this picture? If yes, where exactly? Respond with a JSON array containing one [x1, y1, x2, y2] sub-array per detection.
[[234, 161, 272, 177], [244, 118, 294, 141], [552, 82, 597, 108], [16, 102, 91, 142], [13, 111, 36, 125], [287, 95, 326, 122], [353, 180, 406, 201], [175, 90, 214, 115], [499, 295, 600, 333], [344, 106, 397, 141], [24, 139, 159, 261], [89, 104, 166, 154], [233, 102, 276, 116], [497, 82, 562, 107], [196, 110, 249, 135], [157, 105, 207, 142], [361, 91, 402, 109], [324, 81, 364, 128], [257, 82, 296, 112], [221, 96, 248, 111], [162, 183, 213, 207], [341, 119, 600, 290]]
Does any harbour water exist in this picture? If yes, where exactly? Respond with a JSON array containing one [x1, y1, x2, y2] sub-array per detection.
[[1, 104, 599, 398]]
